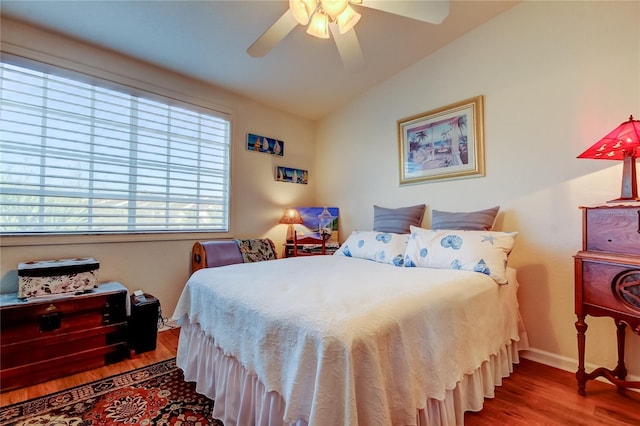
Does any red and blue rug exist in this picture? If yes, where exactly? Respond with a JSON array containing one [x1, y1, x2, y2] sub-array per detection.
[[0, 358, 221, 425]]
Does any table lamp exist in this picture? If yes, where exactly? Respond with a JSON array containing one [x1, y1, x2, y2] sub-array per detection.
[[577, 115, 640, 202], [279, 208, 303, 241]]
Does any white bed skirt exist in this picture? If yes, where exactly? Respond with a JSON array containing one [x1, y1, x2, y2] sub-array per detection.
[[177, 320, 528, 426]]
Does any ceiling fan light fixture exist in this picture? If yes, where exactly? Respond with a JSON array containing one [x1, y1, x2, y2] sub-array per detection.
[[250, 0, 450, 71], [320, 0, 348, 19], [307, 11, 330, 39], [336, 5, 361, 34], [289, 0, 316, 25]]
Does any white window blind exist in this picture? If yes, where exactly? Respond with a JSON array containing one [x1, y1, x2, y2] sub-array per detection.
[[0, 61, 231, 234]]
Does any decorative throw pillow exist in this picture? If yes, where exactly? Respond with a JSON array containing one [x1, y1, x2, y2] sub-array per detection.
[[334, 230, 408, 266], [373, 204, 426, 234], [403, 226, 517, 284], [235, 238, 278, 262], [431, 206, 500, 231]]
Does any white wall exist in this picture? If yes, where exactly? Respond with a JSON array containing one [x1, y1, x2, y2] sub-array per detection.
[[316, 1, 640, 378], [0, 18, 317, 316]]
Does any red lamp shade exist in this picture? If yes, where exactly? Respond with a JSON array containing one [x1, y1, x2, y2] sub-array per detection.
[[577, 115, 640, 202]]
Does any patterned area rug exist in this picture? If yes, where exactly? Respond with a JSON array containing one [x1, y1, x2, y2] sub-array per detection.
[[0, 358, 222, 426]]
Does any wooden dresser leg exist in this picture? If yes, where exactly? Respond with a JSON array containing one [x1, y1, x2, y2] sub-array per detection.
[[614, 320, 628, 391], [575, 315, 588, 396]]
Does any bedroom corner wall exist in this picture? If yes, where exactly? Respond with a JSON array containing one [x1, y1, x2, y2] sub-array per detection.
[[316, 1, 640, 378], [0, 18, 316, 316]]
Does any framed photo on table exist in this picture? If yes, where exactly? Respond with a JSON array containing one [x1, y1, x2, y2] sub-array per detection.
[[398, 95, 485, 185]]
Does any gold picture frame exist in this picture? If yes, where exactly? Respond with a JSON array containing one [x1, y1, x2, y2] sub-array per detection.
[[398, 95, 485, 185]]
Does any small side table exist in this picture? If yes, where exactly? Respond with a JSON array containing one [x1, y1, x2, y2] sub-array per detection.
[[574, 204, 640, 395]]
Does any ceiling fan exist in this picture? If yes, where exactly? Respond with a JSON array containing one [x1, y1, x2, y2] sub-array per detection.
[[247, 0, 450, 73]]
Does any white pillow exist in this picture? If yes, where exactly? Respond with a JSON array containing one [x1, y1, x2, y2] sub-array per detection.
[[334, 230, 408, 266], [404, 226, 517, 284]]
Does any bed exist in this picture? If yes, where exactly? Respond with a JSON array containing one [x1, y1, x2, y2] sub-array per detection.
[[172, 227, 529, 426]]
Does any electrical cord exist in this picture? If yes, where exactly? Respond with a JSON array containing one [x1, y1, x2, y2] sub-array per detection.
[[157, 305, 177, 330]]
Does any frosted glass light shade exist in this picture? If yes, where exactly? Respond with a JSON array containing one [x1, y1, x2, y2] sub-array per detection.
[[336, 5, 361, 34], [307, 11, 330, 38], [320, 0, 348, 18], [289, 0, 316, 25]]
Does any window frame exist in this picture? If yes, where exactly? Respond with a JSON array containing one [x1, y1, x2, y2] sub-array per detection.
[[0, 52, 234, 244]]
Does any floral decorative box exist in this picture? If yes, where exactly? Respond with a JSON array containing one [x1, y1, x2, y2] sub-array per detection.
[[18, 257, 99, 299]]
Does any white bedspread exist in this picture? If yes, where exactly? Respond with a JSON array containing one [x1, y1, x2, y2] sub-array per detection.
[[172, 255, 523, 426]]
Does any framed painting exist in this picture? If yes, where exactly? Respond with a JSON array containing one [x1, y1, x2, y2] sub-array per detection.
[[296, 207, 340, 244], [247, 133, 284, 156], [398, 95, 485, 185]]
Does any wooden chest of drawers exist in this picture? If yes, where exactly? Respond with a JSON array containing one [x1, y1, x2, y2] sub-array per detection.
[[0, 282, 129, 392], [574, 204, 640, 395]]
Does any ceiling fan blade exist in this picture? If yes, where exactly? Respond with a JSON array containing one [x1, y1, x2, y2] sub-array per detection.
[[330, 23, 365, 73], [362, 0, 449, 24], [247, 9, 299, 58]]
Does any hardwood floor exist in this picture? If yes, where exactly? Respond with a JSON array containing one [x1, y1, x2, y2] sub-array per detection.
[[464, 358, 640, 426], [2, 327, 639, 425]]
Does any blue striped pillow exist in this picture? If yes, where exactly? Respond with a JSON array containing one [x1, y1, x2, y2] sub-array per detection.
[[431, 206, 499, 231], [373, 204, 425, 234]]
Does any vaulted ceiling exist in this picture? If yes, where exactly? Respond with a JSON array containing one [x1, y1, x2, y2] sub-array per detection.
[[1, 1, 518, 120]]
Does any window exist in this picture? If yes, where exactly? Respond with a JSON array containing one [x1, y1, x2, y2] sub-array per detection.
[[0, 60, 231, 235]]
